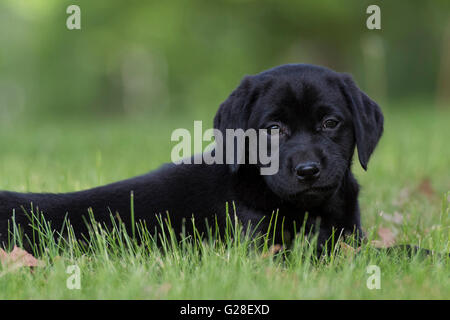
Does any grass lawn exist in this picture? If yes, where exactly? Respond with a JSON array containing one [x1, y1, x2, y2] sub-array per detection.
[[0, 105, 449, 299]]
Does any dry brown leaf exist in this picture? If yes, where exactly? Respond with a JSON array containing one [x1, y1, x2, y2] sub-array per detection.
[[417, 178, 435, 199], [0, 246, 44, 272], [371, 227, 396, 248], [339, 242, 361, 256], [261, 244, 283, 258]]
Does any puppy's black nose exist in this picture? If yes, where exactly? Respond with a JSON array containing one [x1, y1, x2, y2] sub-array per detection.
[[295, 162, 320, 181]]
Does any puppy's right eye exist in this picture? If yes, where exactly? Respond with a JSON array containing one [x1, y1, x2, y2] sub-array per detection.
[[322, 119, 339, 130]]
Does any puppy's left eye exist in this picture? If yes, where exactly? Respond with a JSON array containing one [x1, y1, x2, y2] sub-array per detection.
[[322, 119, 339, 130], [266, 124, 281, 135], [267, 124, 280, 131]]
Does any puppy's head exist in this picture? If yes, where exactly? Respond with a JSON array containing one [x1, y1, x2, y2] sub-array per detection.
[[214, 64, 383, 207]]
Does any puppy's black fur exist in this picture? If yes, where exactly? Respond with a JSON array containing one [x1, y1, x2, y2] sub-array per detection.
[[0, 64, 383, 251]]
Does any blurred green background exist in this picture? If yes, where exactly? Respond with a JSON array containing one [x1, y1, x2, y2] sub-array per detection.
[[0, 1, 449, 299], [1, 0, 449, 123]]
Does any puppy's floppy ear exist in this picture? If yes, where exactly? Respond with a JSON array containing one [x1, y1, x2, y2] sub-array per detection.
[[340, 74, 384, 170], [214, 76, 256, 173]]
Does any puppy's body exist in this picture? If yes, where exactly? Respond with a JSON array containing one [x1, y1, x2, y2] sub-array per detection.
[[0, 64, 382, 250], [0, 162, 361, 246]]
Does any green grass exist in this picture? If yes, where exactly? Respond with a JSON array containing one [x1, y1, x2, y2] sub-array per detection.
[[0, 105, 449, 299]]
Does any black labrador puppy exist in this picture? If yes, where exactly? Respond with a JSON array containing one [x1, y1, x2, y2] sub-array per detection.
[[0, 64, 383, 252]]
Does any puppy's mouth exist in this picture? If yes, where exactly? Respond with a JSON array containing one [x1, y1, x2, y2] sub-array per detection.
[[288, 183, 339, 199], [305, 184, 338, 193]]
